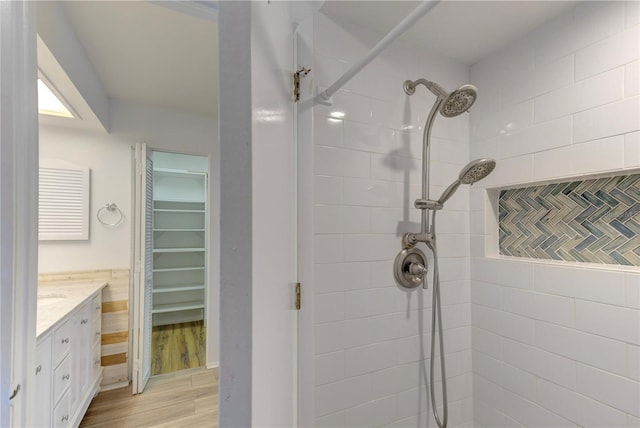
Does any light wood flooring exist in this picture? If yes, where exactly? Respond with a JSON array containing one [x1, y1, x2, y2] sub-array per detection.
[[80, 368, 218, 427], [151, 320, 206, 376]]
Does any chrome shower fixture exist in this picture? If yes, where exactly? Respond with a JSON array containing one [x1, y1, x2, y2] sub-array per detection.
[[437, 158, 496, 205], [394, 247, 428, 289], [401, 77, 479, 242], [395, 77, 495, 428], [403, 79, 477, 117], [407, 158, 496, 245]]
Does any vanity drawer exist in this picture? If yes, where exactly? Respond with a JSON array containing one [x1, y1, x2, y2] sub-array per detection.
[[53, 318, 73, 366], [53, 355, 72, 405], [53, 389, 71, 428]]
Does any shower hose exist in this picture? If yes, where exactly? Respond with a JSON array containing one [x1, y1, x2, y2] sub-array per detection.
[[427, 210, 448, 428]]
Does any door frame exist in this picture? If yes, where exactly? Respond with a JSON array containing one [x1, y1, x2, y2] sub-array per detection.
[[0, 1, 39, 426], [294, 14, 316, 428], [130, 148, 212, 389]]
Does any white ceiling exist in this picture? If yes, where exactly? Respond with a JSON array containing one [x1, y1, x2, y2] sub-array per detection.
[[321, 1, 580, 65], [55, 1, 580, 119], [62, 0, 218, 117]]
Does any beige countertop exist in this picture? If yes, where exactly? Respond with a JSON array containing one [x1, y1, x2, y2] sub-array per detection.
[[37, 281, 107, 339]]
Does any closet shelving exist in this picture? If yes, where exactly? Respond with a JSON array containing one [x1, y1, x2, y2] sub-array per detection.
[[151, 168, 207, 327]]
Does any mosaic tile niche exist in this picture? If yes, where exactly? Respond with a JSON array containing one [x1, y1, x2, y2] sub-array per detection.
[[499, 174, 640, 266]]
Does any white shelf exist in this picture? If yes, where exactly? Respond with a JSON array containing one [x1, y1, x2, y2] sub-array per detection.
[[153, 198, 205, 203], [153, 248, 205, 253], [154, 169, 206, 178], [152, 266, 205, 273], [154, 209, 205, 213], [151, 168, 206, 326], [152, 301, 205, 314], [153, 229, 205, 232], [153, 285, 205, 293]]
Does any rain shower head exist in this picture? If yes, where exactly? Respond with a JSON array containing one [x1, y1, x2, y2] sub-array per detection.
[[441, 84, 477, 117], [437, 158, 496, 205], [403, 79, 478, 117]]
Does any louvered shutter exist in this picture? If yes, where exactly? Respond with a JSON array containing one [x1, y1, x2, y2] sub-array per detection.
[[38, 159, 90, 240]]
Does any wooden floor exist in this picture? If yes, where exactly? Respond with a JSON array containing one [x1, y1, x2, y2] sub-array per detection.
[[151, 320, 206, 376], [80, 368, 218, 427]]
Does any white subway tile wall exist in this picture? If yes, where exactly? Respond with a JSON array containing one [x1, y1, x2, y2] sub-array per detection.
[[470, 2, 640, 426], [312, 12, 473, 427]]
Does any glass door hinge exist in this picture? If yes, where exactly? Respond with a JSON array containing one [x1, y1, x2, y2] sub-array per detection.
[[293, 67, 311, 102]]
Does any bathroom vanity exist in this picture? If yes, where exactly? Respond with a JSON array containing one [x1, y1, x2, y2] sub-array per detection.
[[32, 282, 106, 428]]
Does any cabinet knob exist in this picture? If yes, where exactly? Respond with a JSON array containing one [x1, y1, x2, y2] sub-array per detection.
[[62, 415, 69, 422], [35, 365, 42, 375], [61, 338, 69, 344], [95, 306, 101, 310], [62, 374, 70, 381], [95, 332, 101, 337], [95, 358, 101, 366], [81, 319, 88, 325]]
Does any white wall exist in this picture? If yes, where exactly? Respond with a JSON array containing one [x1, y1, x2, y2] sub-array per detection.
[[38, 124, 132, 272], [38, 100, 218, 272], [469, 2, 640, 427], [39, 99, 220, 366], [310, 13, 474, 428], [109, 99, 217, 156]]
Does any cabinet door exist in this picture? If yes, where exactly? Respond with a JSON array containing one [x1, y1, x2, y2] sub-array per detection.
[[71, 302, 91, 414], [53, 354, 72, 406], [53, 390, 71, 428], [30, 335, 52, 427], [53, 318, 73, 366], [92, 294, 102, 381]]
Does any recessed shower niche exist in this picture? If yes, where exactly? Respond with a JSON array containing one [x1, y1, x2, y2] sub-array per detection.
[[498, 173, 640, 266]]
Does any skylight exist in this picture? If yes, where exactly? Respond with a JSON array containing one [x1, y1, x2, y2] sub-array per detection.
[[37, 79, 74, 118]]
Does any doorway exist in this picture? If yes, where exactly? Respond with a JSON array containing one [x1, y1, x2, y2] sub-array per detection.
[[149, 151, 209, 376], [132, 148, 210, 392]]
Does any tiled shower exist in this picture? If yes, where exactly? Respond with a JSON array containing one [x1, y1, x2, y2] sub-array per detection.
[[309, 2, 639, 427]]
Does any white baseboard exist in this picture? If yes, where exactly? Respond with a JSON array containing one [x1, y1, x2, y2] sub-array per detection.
[[206, 361, 219, 369], [100, 380, 130, 392]]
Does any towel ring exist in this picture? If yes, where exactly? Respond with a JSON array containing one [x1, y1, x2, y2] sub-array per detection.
[[97, 203, 124, 227]]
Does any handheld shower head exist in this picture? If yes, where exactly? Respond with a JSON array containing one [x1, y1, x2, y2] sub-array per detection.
[[459, 158, 496, 184], [440, 84, 477, 117], [437, 158, 496, 205]]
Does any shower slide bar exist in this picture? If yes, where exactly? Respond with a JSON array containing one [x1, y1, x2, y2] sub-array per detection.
[[317, 0, 440, 105]]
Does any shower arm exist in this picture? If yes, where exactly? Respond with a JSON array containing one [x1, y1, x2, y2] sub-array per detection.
[[404, 79, 448, 99]]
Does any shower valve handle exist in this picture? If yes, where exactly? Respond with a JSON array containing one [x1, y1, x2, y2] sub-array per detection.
[[409, 262, 427, 276]]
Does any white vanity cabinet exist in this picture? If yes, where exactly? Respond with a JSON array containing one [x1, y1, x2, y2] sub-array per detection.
[[30, 288, 104, 427]]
